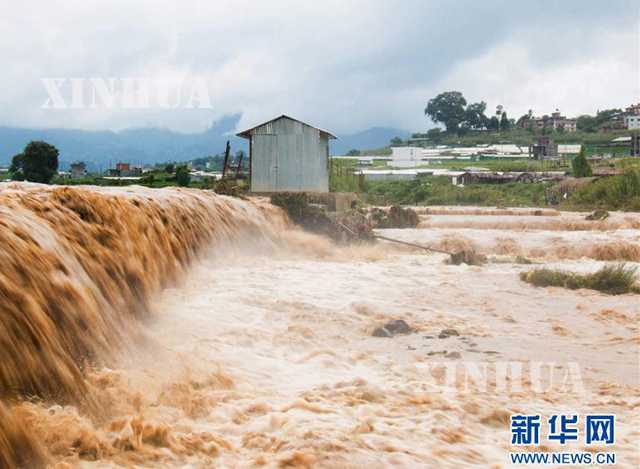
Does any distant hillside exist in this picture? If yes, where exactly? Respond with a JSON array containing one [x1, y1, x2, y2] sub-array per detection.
[[0, 117, 411, 170], [329, 127, 411, 155], [0, 115, 245, 171]]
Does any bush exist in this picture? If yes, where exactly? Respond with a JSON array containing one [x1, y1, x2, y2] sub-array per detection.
[[587, 263, 640, 295], [424, 196, 444, 205], [175, 168, 190, 187], [141, 174, 155, 184], [605, 170, 640, 209], [572, 144, 592, 177], [520, 263, 639, 295], [570, 170, 640, 211], [10, 141, 59, 183], [623, 196, 640, 212]]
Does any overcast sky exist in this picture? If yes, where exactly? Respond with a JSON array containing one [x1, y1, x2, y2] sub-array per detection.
[[0, 0, 638, 135]]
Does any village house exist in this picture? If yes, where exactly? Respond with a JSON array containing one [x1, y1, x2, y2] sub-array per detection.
[[70, 161, 86, 179], [528, 136, 558, 160], [626, 115, 640, 130], [108, 163, 142, 177], [524, 110, 577, 132], [622, 103, 640, 129]]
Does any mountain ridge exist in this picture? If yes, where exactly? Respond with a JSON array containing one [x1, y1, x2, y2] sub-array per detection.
[[0, 116, 411, 170]]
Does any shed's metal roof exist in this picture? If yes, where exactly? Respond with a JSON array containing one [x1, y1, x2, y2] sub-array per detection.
[[236, 115, 337, 140]]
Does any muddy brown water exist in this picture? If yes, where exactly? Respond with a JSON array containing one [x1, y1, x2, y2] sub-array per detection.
[[0, 186, 638, 468]]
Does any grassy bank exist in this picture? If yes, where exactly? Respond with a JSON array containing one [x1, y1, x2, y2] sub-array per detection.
[[568, 170, 640, 211], [354, 177, 551, 207], [329, 154, 640, 211], [520, 263, 640, 295]]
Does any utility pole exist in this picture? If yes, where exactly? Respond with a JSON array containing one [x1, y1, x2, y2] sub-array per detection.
[[221, 140, 230, 181], [235, 150, 244, 180]]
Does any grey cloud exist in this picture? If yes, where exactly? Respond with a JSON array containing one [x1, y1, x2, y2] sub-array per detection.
[[0, 0, 637, 135]]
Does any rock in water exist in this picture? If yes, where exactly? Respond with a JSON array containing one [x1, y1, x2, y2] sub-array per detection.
[[438, 328, 460, 339], [449, 250, 487, 266], [370, 207, 388, 228], [372, 327, 393, 338], [372, 319, 412, 338], [585, 210, 610, 221], [370, 205, 420, 229], [384, 319, 412, 334], [386, 205, 420, 228]]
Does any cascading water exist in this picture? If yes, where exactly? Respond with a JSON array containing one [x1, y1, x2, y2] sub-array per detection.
[[0, 184, 288, 467]]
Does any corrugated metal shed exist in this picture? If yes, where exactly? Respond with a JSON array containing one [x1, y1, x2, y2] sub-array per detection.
[[237, 115, 336, 193]]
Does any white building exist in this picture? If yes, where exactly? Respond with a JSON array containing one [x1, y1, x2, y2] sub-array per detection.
[[391, 147, 423, 167], [355, 168, 465, 184], [627, 115, 640, 130], [557, 144, 582, 156]]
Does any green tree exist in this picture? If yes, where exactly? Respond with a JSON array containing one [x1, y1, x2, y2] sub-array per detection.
[[518, 109, 533, 126], [346, 149, 361, 156], [515, 113, 529, 128], [426, 127, 443, 143], [141, 173, 155, 184], [487, 116, 500, 131], [424, 91, 467, 129], [576, 115, 597, 133], [500, 111, 510, 131], [390, 136, 404, 145], [445, 118, 460, 133], [176, 167, 190, 187], [462, 101, 488, 130], [164, 162, 175, 173], [10, 141, 59, 183], [572, 144, 593, 177], [595, 108, 622, 126]]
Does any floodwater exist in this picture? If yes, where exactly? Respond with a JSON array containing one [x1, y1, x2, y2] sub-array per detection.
[[0, 186, 638, 468]]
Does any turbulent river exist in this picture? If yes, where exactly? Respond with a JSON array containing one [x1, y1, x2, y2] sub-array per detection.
[[0, 184, 638, 468]]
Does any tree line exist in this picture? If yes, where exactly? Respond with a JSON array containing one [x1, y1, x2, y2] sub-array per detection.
[[421, 91, 626, 138], [423, 91, 511, 135]]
